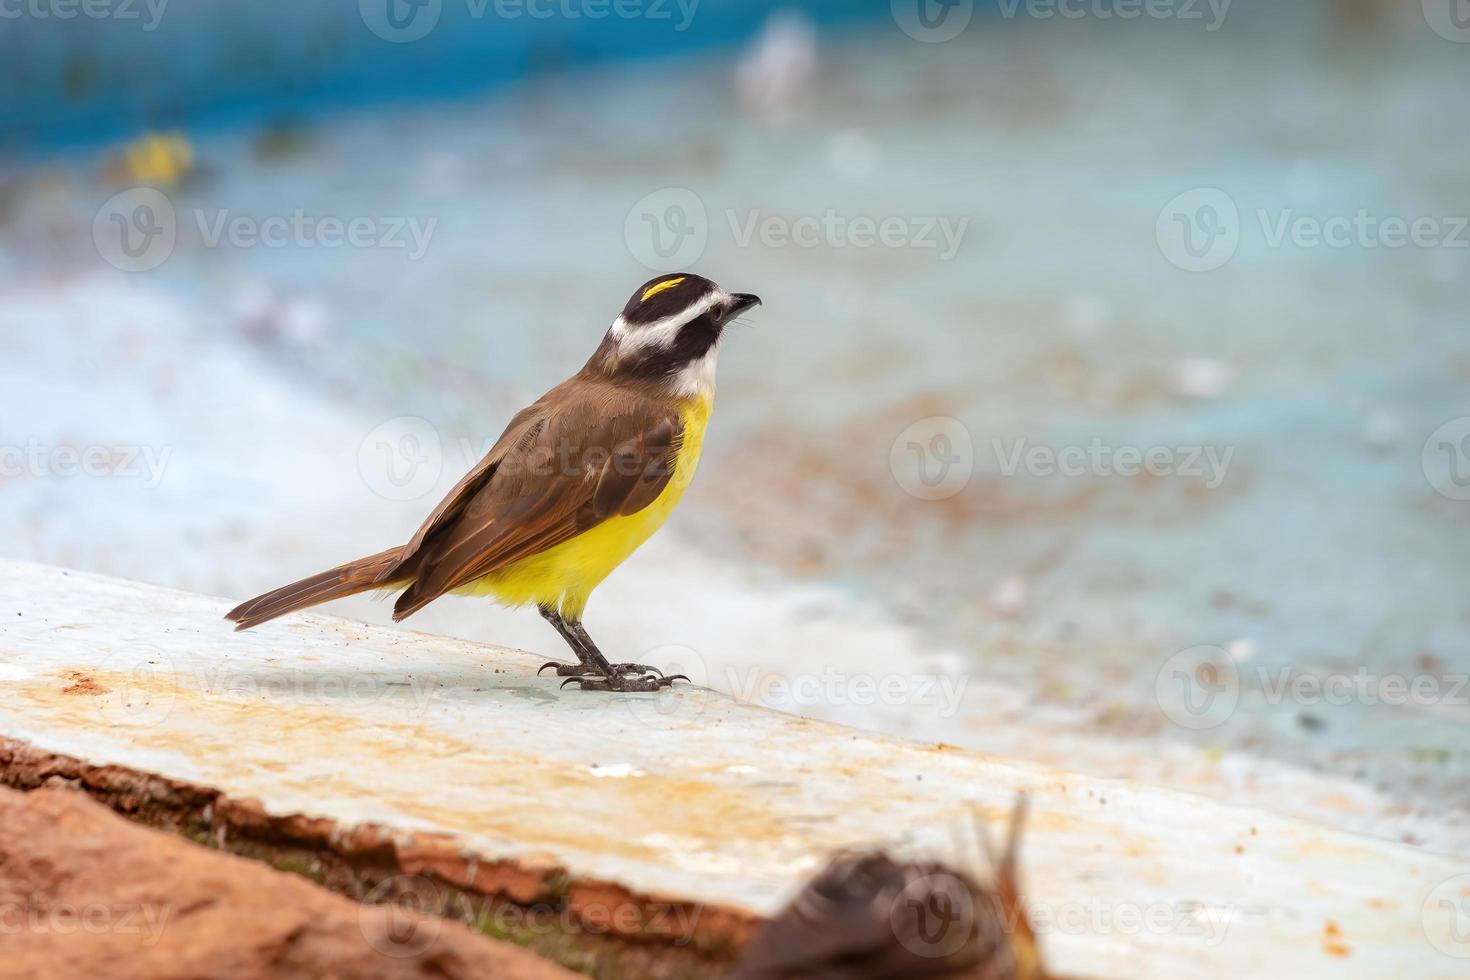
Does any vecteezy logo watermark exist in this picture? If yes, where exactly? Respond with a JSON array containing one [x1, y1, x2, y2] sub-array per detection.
[[0, 0, 169, 30], [1422, 0, 1470, 43], [624, 644, 709, 729], [94, 189, 438, 271], [201, 667, 436, 713], [995, 0, 1230, 29], [360, 0, 698, 43], [1156, 647, 1469, 731], [992, 437, 1234, 489], [1156, 188, 1239, 273], [78, 649, 436, 731], [624, 188, 969, 272], [894, 0, 1228, 41], [353, 874, 706, 954], [890, 416, 974, 501], [193, 210, 436, 260], [875, 860, 1235, 959], [891, 870, 976, 958], [891, 0, 974, 43], [625, 188, 709, 273], [901, 883, 1235, 955], [359, 876, 444, 958], [725, 668, 970, 718], [359, 0, 442, 42], [0, 439, 172, 489], [358, 416, 444, 502], [1422, 873, 1470, 959], [359, 419, 719, 504], [1154, 645, 1240, 730], [1026, 899, 1232, 945], [1422, 417, 1470, 502], [94, 646, 178, 730], [94, 187, 177, 272], [1158, 187, 1470, 272]]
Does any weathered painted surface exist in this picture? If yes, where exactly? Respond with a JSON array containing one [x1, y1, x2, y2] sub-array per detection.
[[1, 559, 1466, 978]]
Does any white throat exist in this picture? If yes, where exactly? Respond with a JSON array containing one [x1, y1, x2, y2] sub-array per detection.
[[667, 347, 718, 399]]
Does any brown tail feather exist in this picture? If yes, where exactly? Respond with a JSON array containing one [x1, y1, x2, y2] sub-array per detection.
[[225, 546, 409, 631]]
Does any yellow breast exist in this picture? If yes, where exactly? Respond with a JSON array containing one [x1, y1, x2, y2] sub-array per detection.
[[461, 393, 713, 618]]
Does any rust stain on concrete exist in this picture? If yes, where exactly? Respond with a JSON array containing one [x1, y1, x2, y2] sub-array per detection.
[[59, 670, 107, 696], [18, 666, 801, 867]]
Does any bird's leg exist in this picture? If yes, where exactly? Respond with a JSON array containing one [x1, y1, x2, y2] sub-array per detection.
[[564, 620, 669, 679], [565, 621, 689, 692], [536, 608, 652, 679], [536, 605, 612, 677], [537, 613, 687, 692]]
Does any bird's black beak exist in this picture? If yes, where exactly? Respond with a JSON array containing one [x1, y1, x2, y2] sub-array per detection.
[[723, 292, 762, 322]]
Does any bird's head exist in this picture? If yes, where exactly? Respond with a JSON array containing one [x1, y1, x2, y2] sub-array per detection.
[[588, 274, 761, 397]]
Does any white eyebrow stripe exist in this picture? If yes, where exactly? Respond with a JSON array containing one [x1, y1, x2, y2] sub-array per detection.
[[608, 289, 728, 352]]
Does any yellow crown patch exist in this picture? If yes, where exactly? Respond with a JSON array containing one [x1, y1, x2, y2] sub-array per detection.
[[641, 277, 686, 302]]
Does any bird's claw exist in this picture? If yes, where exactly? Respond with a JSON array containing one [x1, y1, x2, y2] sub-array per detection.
[[540, 661, 667, 679], [559, 670, 689, 693], [538, 661, 589, 676]]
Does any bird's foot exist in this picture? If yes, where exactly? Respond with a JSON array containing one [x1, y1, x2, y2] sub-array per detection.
[[538, 661, 667, 678], [560, 668, 689, 692]]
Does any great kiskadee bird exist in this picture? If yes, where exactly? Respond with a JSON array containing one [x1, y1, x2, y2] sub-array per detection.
[[226, 274, 761, 691]]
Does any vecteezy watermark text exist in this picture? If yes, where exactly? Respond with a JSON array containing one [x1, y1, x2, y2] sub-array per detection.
[[1025, 897, 1232, 945], [992, 437, 1234, 489], [726, 209, 968, 261], [725, 667, 970, 718], [891, 0, 1227, 42], [888, 418, 1236, 503], [0, 0, 168, 30], [359, 0, 699, 43], [889, 870, 1232, 960], [194, 209, 436, 260], [357, 874, 703, 961], [1157, 187, 1470, 272], [995, 0, 1229, 30], [1156, 645, 1470, 730], [0, 439, 171, 489], [94, 188, 438, 272], [88, 647, 438, 732], [624, 188, 970, 272], [0, 900, 172, 945]]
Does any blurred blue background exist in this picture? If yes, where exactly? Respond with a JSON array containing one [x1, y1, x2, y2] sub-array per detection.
[[2, 0, 1468, 856], [1, 0, 875, 147]]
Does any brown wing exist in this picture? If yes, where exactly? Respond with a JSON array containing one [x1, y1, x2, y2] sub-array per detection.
[[383, 400, 548, 579], [390, 379, 680, 620]]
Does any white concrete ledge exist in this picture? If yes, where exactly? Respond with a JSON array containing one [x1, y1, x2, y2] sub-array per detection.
[[1, 560, 1466, 977]]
